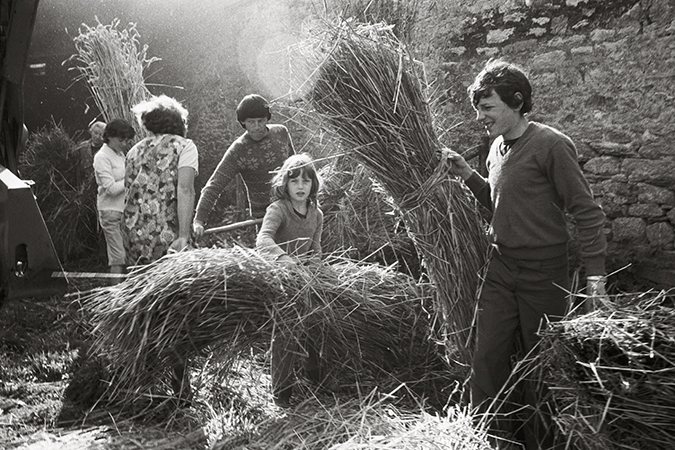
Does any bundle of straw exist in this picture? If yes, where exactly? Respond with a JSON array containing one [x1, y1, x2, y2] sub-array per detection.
[[326, 0, 423, 43], [287, 253, 457, 405], [67, 19, 157, 137], [300, 22, 489, 366], [533, 290, 675, 449], [85, 247, 455, 407], [19, 122, 101, 264], [319, 156, 418, 271]]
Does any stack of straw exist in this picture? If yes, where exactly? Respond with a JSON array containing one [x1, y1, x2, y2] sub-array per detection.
[[534, 290, 675, 449], [319, 156, 418, 271], [300, 21, 489, 366], [19, 123, 101, 264], [85, 247, 456, 408], [67, 19, 157, 137]]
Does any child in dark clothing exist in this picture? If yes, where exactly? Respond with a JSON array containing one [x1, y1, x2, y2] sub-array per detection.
[[256, 153, 325, 407]]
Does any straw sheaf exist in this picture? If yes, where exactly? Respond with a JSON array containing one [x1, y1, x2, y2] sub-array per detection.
[[533, 290, 675, 449], [68, 19, 157, 137], [19, 123, 101, 263], [86, 247, 456, 407], [319, 158, 416, 264], [303, 22, 489, 366]]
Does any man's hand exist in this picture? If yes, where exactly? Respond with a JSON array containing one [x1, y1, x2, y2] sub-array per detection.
[[436, 148, 474, 181], [193, 220, 205, 240], [585, 275, 610, 312]]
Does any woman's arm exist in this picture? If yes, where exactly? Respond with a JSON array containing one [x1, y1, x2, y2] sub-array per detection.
[[170, 166, 196, 252]]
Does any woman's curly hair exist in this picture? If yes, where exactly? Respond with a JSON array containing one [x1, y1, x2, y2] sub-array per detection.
[[132, 95, 189, 137]]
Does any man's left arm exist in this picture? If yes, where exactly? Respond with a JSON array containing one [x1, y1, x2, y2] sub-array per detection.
[[548, 140, 609, 308]]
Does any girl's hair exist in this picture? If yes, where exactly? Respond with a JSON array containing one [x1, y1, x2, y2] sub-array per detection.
[[132, 94, 189, 137], [270, 153, 321, 205]]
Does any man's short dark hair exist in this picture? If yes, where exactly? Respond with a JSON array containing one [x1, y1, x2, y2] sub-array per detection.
[[468, 59, 533, 115], [236, 94, 271, 128]]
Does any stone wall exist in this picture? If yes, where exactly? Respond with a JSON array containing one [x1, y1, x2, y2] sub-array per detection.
[[419, 0, 675, 288]]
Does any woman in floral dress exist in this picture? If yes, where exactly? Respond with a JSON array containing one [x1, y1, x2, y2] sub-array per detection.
[[124, 95, 199, 265], [124, 94, 199, 401]]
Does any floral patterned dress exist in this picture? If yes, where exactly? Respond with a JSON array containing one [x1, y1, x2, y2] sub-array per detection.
[[124, 134, 197, 265]]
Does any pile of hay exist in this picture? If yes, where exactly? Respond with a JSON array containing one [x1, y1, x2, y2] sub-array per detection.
[[319, 156, 419, 275], [325, 0, 422, 43], [534, 290, 675, 449], [214, 395, 490, 450], [19, 123, 101, 265], [85, 247, 457, 408], [299, 21, 489, 366], [68, 19, 157, 137]]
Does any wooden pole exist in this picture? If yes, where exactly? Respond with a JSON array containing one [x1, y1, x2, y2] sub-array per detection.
[[202, 218, 264, 236]]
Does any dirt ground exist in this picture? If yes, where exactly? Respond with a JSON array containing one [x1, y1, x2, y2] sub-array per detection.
[[0, 291, 219, 450], [1, 278, 351, 450]]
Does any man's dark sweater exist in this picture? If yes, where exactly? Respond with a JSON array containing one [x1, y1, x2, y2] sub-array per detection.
[[465, 122, 607, 275]]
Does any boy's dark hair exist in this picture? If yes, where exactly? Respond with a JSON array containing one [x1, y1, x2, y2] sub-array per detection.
[[236, 94, 271, 128], [468, 59, 533, 115], [132, 95, 189, 137], [103, 118, 135, 143], [271, 153, 320, 205]]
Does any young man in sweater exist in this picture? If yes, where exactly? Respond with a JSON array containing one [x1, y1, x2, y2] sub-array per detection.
[[192, 94, 295, 238], [439, 60, 608, 449]]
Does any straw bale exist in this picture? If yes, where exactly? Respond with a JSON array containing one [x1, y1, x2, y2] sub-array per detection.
[[531, 290, 675, 449], [85, 247, 457, 408], [295, 21, 489, 366], [68, 19, 157, 137], [319, 156, 419, 273], [19, 122, 101, 264]]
